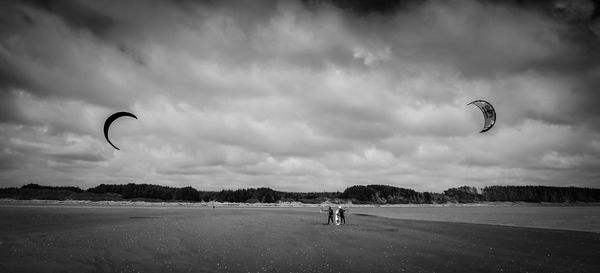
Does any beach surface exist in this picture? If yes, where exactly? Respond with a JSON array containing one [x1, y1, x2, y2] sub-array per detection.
[[1, 204, 599, 273]]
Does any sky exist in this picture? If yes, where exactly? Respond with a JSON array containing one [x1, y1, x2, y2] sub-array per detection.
[[1, 0, 599, 192]]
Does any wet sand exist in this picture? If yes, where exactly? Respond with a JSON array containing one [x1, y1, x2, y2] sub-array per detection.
[[1, 205, 599, 273], [349, 205, 600, 233]]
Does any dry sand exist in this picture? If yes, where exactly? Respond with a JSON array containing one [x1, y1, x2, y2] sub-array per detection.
[[1, 205, 599, 273]]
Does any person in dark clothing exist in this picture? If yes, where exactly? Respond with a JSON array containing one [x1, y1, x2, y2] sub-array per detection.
[[338, 206, 346, 224], [327, 206, 334, 224]]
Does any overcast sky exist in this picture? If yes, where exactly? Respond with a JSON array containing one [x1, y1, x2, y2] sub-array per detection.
[[1, 0, 599, 192]]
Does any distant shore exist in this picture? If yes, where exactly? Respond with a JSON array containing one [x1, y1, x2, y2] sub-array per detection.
[[2, 198, 599, 208]]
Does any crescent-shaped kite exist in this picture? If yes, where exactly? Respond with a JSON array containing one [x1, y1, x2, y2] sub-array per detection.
[[468, 100, 496, 133], [104, 111, 138, 150]]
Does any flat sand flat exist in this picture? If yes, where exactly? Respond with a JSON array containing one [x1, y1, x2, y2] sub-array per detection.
[[1, 205, 598, 273]]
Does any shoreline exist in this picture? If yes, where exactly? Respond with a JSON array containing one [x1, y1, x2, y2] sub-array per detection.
[[2, 198, 599, 208]]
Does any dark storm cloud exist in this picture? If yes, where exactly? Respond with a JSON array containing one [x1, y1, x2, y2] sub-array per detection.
[[304, 0, 417, 15], [26, 0, 115, 37], [0, 90, 27, 125], [1, 0, 599, 191], [0, 0, 143, 110]]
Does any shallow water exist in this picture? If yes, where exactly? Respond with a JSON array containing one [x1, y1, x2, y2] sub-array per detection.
[[348, 205, 600, 233]]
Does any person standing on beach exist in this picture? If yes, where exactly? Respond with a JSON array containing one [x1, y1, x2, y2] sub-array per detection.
[[327, 206, 334, 224], [338, 206, 346, 224]]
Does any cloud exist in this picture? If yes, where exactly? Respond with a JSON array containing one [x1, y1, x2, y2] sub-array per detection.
[[0, 0, 599, 192]]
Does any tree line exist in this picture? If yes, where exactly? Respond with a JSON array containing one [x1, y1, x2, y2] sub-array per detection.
[[1, 183, 599, 204]]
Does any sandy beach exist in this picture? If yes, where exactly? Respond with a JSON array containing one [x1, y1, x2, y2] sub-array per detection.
[[1, 205, 599, 273]]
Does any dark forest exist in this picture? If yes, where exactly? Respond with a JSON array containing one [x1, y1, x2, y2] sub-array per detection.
[[1, 183, 599, 204]]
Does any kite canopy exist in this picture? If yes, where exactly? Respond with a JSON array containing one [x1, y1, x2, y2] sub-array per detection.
[[103, 111, 138, 150], [468, 100, 496, 133]]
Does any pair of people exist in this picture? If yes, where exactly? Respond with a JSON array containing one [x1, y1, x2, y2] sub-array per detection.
[[327, 206, 346, 225]]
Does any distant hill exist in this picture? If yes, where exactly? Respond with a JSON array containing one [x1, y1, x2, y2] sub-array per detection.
[[1, 183, 599, 204]]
